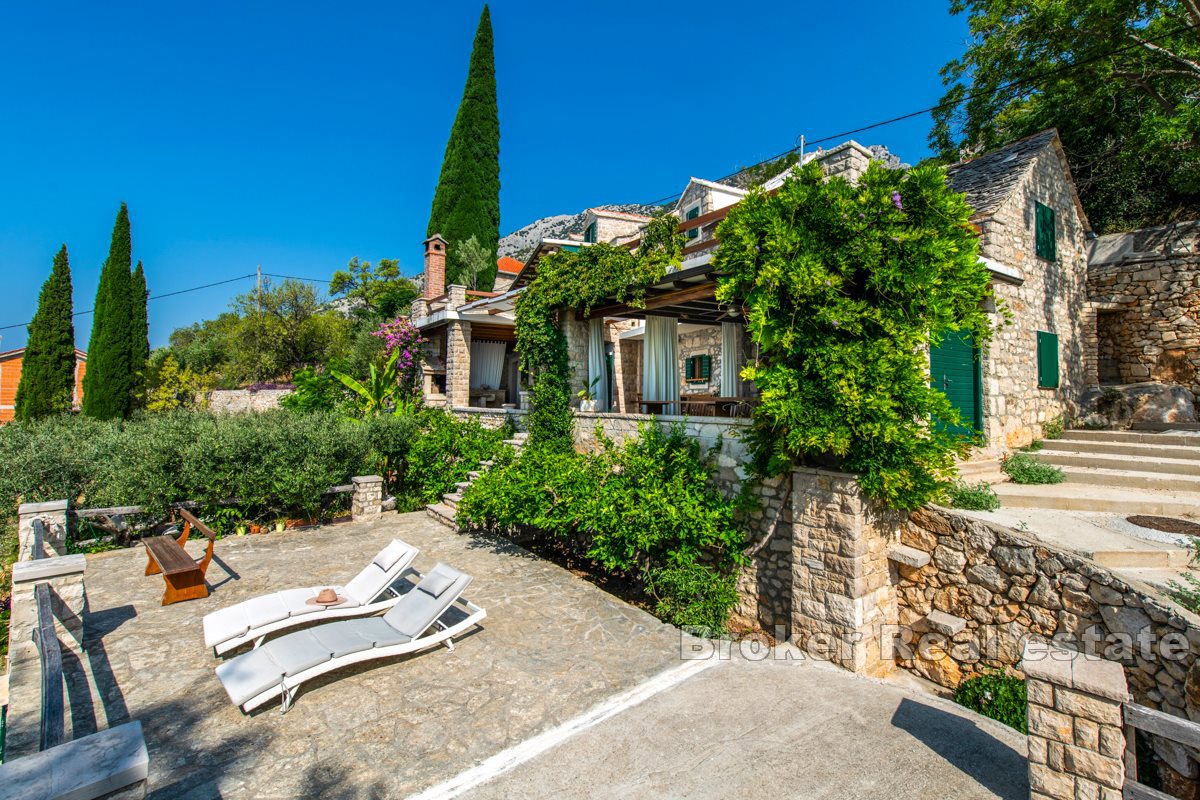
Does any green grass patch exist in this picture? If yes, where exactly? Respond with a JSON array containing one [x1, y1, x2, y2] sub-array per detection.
[[1002, 453, 1065, 485], [946, 480, 1001, 511], [954, 671, 1028, 733]]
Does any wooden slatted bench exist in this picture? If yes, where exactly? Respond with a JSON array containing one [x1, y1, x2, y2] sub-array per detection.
[[143, 508, 216, 606]]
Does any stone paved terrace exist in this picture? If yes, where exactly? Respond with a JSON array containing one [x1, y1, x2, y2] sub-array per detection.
[[59, 511, 1030, 799], [73, 512, 688, 799]]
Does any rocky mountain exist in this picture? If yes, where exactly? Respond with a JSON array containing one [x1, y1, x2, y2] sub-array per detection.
[[498, 203, 663, 261]]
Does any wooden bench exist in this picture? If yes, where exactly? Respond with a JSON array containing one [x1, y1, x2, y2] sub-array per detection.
[[143, 509, 216, 606]]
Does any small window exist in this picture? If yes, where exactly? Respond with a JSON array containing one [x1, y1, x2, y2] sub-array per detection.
[[1037, 331, 1059, 388], [1035, 201, 1056, 261], [583, 222, 597, 244], [685, 205, 701, 240], [684, 354, 711, 383]]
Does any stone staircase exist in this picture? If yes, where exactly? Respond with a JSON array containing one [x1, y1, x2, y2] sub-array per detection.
[[425, 431, 527, 529], [993, 429, 1200, 516], [956, 458, 1006, 485]]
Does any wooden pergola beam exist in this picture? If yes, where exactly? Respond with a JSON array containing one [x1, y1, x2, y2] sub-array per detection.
[[579, 281, 716, 320]]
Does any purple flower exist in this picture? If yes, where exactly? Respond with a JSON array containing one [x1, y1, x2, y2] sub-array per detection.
[[891, 191, 903, 211]]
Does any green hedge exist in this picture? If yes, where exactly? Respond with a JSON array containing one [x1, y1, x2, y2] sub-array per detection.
[[456, 422, 746, 632], [0, 408, 511, 526]]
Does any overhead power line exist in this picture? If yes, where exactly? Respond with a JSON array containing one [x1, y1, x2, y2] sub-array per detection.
[[641, 20, 1200, 207], [0, 272, 256, 333]]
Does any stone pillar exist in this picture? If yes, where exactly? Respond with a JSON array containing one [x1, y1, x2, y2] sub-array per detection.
[[445, 318, 472, 408], [1081, 303, 1100, 386], [5, 554, 87, 759], [18, 499, 69, 560], [790, 468, 898, 676], [1022, 640, 1128, 800], [351, 476, 384, 520], [561, 315, 590, 407]]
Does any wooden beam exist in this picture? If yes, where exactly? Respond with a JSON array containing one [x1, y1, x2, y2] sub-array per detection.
[[580, 282, 716, 320], [1124, 703, 1200, 749]]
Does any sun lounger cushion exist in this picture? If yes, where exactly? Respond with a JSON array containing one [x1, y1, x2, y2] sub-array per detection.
[[343, 563, 389, 606], [278, 588, 333, 617], [245, 595, 290, 629], [372, 540, 413, 572], [215, 647, 287, 707], [310, 622, 381, 658], [340, 617, 413, 648], [383, 564, 472, 638]]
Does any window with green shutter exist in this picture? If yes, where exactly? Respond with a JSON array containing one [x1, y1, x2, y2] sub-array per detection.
[[686, 205, 700, 240], [583, 222, 597, 243], [1037, 331, 1060, 388], [1035, 201, 1056, 261], [685, 354, 711, 382]]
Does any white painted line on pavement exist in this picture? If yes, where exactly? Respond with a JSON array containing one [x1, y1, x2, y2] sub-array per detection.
[[407, 656, 723, 800]]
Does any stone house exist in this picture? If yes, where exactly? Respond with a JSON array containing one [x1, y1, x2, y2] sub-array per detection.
[[0, 346, 87, 423], [1087, 220, 1200, 396]]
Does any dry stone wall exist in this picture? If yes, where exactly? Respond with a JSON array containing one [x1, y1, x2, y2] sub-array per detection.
[[206, 388, 293, 413]]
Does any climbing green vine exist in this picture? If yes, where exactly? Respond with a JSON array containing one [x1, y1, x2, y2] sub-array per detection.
[[714, 160, 997, 510], [514, 214, 685, 450]]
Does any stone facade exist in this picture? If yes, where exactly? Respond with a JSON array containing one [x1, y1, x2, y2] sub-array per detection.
[[18, 499, 69, 561], [205, 388, 294, 414], [973, 144, 1092, 451], [678, 326, 722, 395], [350, 475, 384, 520], [444, 318, 472, 409], [1022, 640, 1129, 800], [1088, 220, 1200, 395]]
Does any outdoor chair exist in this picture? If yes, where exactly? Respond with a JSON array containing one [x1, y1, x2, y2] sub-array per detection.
[[202, 539, 419, 656], [215, 562, 486, 713]]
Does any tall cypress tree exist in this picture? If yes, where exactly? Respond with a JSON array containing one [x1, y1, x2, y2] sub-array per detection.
[[129, 259, 149, 402], [82, 203, 135, 419], [14, 245, 76, 420], [426, 5, 500, 290]]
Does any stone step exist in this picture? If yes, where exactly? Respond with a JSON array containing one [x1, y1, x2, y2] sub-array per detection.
[[925, 610, 967, 636], [480, 460, 494, 468], [888, 544, 931, 569], [1057, 430, 1200, 448], [992, 482, 1200, 517], [960, 506, 1193, 569], [467, 471, 483, 481], [425, 503, 458, 529], [1039, 440, 1200, 462], [454, 481, 472, 492], [1053, 466, 1200, 492], [442, 492, 463, 509], [502, 439, 525, 447], [1032, 451, 1200, 477], [956, 459, 1007, 485]]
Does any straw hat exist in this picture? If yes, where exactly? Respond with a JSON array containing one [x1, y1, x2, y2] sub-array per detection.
[[306, 588, 345, 606]]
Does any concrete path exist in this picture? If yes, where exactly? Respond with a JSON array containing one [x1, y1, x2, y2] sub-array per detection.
[[466, 651, 1029, 800]]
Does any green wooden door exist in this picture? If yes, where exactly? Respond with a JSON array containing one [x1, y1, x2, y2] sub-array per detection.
[[931, 329, 983, 438]]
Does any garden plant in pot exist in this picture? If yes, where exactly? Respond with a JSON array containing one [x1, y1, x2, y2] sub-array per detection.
[[578, 376, 601, 412]]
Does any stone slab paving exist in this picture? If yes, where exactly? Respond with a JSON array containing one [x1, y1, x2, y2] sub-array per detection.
[[77, 512, 689, 799], [470, 652, 1030, 800]]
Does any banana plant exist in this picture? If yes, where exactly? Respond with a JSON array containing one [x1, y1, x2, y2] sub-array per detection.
[[330, 349, 403, 416]]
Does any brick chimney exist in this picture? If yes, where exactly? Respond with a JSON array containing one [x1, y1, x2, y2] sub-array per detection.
[[423, 234, 448, 299]]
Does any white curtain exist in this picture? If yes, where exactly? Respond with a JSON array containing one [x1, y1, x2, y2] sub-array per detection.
[[643, 315, 680, 415], [469, 341, 506, 390], [587, 318, 610, 411], [721, 322, 742, 398]]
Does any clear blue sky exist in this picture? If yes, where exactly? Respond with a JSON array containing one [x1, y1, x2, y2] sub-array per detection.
[[0, 1, 969, 350]]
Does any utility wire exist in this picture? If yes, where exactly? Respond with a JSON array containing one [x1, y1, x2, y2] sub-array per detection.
[[263, 272, 332, 283], [640, 20, 1200, 207], [0, 272, 256, 332]]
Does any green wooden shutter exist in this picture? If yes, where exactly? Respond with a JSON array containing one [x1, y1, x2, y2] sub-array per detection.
[[686, 206, 700, 240], [1035, 202, 1056, 261], [701, 355, 711, 379], [1037, 331, 1060, 388]]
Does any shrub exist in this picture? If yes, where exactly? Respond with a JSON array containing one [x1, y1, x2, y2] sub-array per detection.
[[1042, 416, 1064, 440], [390, 409, 514, 510], [953, 671, 1028, 733], [1002, 453, 1065, 485], [1168, 537, 1200, 614], [457, 422, 746, 632], [946, 480, 1000, 511]]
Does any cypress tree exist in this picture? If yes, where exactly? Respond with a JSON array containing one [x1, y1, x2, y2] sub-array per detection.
[[82, 203, 136, 419], [426, 5, 500, 290], [130, 259, 149, 402], [14, 245, 76, 420]]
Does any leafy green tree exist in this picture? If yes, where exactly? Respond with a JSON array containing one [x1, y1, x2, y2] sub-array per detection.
[[931, 0, 1200, 232], [329, 257, 419, 320], [230, 279, 352, 381], [14, 245, 76, 420], [714, 161, 995, 510], [83, 203, 137, 419], [451, 235, 492, 290], [427, 5, 500, 289], [144, 353, 215, 411], [129, 259, 149, 402]]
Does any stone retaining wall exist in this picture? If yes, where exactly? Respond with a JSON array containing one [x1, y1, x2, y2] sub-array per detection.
[[206, 388, 293, 413]]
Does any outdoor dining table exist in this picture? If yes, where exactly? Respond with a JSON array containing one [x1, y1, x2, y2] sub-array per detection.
[[680, 397, 757, 417], [639, 399, 674, 415]]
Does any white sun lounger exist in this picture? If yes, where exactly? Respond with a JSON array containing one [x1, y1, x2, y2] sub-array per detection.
[[215, 562, 485, 713], [202, 539, 420, 656]]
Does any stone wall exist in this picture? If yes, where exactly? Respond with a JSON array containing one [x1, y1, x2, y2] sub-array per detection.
[[977, 145, 1091, 450], [450, 407, 528, 431], [899, 505, 1200, 783], [206, 388, 293, 414], [1088, 221, 1200, 395], [678, 326, 721, 395]]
